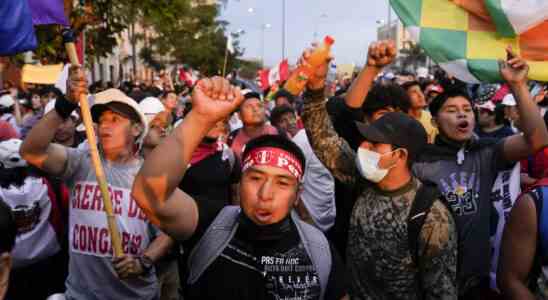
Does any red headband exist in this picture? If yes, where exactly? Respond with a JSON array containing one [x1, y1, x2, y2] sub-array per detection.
[[242, 147, 303, 181]]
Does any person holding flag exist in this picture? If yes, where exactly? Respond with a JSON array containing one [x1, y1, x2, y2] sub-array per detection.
[[20, 67, 173, 300]]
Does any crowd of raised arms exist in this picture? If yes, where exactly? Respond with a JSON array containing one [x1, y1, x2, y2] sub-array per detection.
[[1, 39, 548, 300]]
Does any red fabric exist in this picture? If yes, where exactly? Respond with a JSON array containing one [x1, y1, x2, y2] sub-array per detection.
[[190, 141, 223, 166], [521, 147, 548, 189], [278, 59, 289, 83], [0, 120, 18, 141], [44, 178, 67, 242], [76, 31, 84, 65], [492, 84, 510, 103], [259, 69, 270, 91], [242, 147, 303, 181]]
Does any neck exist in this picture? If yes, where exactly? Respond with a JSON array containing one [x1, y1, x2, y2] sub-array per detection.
[[243, 123, 266, 138], [103, 147, 137, 164], [377, 167, 412, 192], [481, 123, 503, 133], [58, 135, 75, 147], [409, 108, 423, 119], [142, 146, 154, 159]]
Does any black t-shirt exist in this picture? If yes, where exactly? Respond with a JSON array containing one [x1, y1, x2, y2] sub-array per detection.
[[184, 214, 347, 300]]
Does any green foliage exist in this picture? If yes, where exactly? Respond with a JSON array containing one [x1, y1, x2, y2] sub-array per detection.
[[29, 0, 242, 74]]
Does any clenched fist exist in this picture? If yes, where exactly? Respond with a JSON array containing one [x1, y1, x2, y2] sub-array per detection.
[[367, 40, 397, 69]]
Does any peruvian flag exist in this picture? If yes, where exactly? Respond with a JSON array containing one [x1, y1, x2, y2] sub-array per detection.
[[258, 59, 289, 90]]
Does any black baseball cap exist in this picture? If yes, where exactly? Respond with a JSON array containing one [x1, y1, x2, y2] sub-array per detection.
[[355, 112, 427, 161]]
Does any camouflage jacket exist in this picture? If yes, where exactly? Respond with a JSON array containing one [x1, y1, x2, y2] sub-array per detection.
[[302, 89, 458, 299]]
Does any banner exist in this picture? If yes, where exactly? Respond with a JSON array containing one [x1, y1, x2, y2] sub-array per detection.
[[0, 0, 37, 55]]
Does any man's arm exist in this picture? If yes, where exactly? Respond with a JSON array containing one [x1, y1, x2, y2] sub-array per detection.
[[132, 77, 243, 240], [497, 193, 537, 300], [344, 41, 396, 109], [20, 67, 87, 176], [419, 200, 458, 299], [500, 47, 548, 163]]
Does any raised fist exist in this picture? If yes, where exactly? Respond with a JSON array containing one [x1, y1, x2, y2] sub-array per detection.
[[191, 76, 244, 124], [367, 40, 397, 69], [66, 66, 88, 104]]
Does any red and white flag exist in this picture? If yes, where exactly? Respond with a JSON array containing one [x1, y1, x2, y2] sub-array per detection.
[[258, 59, 289, 90]]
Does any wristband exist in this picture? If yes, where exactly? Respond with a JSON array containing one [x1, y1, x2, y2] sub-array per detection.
[[54, 94, 78, 119]]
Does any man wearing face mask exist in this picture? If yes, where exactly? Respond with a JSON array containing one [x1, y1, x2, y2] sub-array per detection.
[[299, 45, 458, 299]]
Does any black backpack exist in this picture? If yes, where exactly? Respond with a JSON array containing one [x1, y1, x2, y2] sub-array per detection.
[[407, 181, 445, 264]]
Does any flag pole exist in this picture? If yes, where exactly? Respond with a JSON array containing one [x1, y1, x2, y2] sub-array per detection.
[[62, 28, 124, 258], [222, 46, 229, 77]]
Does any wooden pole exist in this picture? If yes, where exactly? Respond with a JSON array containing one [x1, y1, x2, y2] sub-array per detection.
[[222, 47, 229, 77], [63, 28, 124, 258]]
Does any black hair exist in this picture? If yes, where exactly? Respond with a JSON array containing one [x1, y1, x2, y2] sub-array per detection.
[[242, 134, 306, 172], [494, 104, 506, 125], [429, 87, 472, 117], [401, 81, 421, 92], [0, 199, 16, 253], [363, 83, 410, 116], [544, 110, 548, 127], [270, 105, 295, 127], [273, 89, 295, 105], [244, 92, 261, 101]]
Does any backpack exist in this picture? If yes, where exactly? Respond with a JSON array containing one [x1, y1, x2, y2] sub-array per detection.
[[187, 206, 332, 300], [406, 181, 447, 300], [407, 181, 444, 265]]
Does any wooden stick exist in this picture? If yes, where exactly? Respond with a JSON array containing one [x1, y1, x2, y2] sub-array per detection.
[[63, 29, 124, 257], [222, 47, 229, 77]]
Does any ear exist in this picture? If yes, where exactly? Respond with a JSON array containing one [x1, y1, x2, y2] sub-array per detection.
[[431, 117, 439, 129], [397, 148, 409, 164], [131, 123, 144, 138]]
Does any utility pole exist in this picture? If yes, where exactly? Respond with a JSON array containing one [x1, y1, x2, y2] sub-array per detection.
[[282, 0, 286, 60]]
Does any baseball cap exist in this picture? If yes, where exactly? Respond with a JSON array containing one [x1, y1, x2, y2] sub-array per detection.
[[0, 95, 14, 108], [355, 112, 427, 161], [502, 94, 517, 106], [477, 101, 496, 112], [425, 84, 444, 96], [90, 88, 148, 142], [139, 97, 165, 122], [0, 139, 27, 169]]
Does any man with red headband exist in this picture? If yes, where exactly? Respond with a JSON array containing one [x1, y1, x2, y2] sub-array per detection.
[[132, 76, 348, 300]]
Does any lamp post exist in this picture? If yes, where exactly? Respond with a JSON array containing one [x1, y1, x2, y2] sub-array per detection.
[[313, 13, 329, 42], [282, 0, 286, 60]]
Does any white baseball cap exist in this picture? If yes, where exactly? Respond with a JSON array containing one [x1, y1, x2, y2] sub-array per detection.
[[139, 97, 165, 122], [477, 101, 496, 112], [0, 139, 27, 169], [90, 88, 148, 142], [0, 94, 14, 108], [502, 94, 517, 106]]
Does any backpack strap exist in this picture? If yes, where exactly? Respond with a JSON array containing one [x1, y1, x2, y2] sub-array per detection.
[[187, 206, 241, 285], [407, 182, 441, 265], [291, 210, 332, 300], [227, 128, 240, 147]]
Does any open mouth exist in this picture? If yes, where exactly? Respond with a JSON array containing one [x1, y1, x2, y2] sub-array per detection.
[[457, 120, 470, 133], [255, 210, 272, 223]]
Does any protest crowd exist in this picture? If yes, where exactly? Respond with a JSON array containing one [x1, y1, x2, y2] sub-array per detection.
[[2, 2, 548, 300]]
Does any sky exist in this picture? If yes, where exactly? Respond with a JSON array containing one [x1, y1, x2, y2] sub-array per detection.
[[218, 0, 393, 68]]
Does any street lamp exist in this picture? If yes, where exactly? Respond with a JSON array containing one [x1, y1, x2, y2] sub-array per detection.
[[261, 23, 272, 68], [313, 13, 329, 42]]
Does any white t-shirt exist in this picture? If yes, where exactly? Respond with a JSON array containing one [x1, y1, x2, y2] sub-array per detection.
[[1, 177, 61, 268]]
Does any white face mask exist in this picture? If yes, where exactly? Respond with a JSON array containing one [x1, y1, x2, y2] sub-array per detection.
[[355, 148, 398, 183]]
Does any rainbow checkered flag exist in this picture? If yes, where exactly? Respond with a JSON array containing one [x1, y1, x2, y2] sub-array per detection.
[[390, 0, 548, 83]]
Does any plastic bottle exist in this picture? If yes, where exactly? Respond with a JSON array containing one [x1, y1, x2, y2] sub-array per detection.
[[284, 36, 335, 96]]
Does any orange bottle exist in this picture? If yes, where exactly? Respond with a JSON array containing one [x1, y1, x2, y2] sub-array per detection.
[[284, 36, 335, 96]]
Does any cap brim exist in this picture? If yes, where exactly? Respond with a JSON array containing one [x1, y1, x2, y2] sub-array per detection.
[[91, 103, 135, 123], [355, 121, 391, 145]]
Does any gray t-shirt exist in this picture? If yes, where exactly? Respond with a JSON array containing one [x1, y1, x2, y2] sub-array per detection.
[[61, 147, 159, 300], [413, 142, 508, 292]]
